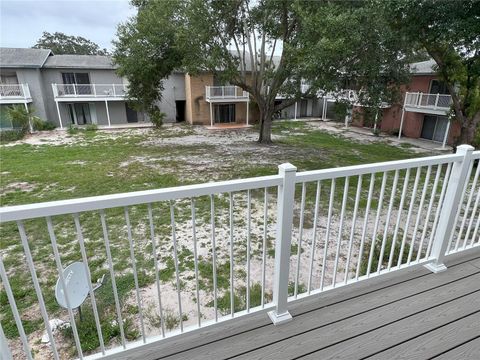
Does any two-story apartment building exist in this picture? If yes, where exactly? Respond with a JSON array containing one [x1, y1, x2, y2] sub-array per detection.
[[351, 60, 459, 147]]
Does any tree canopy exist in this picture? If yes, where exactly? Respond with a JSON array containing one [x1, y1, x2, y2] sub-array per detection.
[[33, 32, 109, 55], [114, 0, 477, 144], [380, 0, 480, 146]]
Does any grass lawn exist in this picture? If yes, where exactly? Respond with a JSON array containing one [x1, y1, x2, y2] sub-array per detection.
[[0, 121, 432, 357]]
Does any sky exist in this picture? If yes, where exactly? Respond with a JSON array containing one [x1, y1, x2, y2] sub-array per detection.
[[0, 0, 136, 51]]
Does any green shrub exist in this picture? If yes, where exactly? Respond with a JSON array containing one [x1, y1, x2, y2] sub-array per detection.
[[32, 116, 56, 131], [85, 124, 98, 132], [149, 109, 166, 129], [0, 129, 25, 143]]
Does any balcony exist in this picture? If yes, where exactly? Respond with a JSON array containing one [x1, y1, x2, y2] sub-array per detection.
[[404, 92, 453, 115], [205, 86, 249, 102], [1, 148, 479, 359], [52, 83, 127, 102], [0, 84, 32, 104]]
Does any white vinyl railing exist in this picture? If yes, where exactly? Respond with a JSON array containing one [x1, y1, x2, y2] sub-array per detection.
[[0, 84, 31, 100], [52, 84, 127, 99], [205, 86, 249, 101], [0, 146, 479, 359], [404, 92, 453, 111]]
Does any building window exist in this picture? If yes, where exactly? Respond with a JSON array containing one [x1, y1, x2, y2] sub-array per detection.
[[214, 104, 235, 123], [429, 80, 449, 95], [62, 73, 91, 95]]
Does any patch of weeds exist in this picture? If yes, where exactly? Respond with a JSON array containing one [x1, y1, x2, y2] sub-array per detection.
[[288, 281, 307, 296], [163, 309, 188, 331], [359, 235, 410, 276], [207, 292, 244, 315]]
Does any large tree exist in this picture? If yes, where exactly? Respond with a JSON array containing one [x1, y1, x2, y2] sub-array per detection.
[[33, 32, 109, 55], [114, 0, 411, 143], [382, 0, 480, 146]]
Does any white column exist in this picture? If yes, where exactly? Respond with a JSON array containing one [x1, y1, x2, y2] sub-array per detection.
[[24, 102, 33, 133], [398, 108, 406, 139], [268, 163, 297, 325], [425, 145, 474, 273], [373, 111, 378, 132], [105, 100, 111, 127], [246, 100, 249, 126], [294, 101, 297, 120], [323, 97, 328, 120], [442, 120, 451, 149], [55, 101, 63, 129], [209, 102, 213, 127]]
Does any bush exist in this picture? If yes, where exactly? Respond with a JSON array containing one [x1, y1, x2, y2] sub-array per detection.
[[0, 129, 25, 143], [32, 116, 56, 131], [149, 109, 166, 129], [67, 125, 81, 135], [85, 124, 98, 132], [7, 105, 31, 133]]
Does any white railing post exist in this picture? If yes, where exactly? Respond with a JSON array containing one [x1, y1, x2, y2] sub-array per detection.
[[425, 144, 474, 273], [434, 93, 439, 109], [112, 84, 116, 97], [268, 163, 297, 325], [418, 92, 423, 107], [73, 84, 77, 96]]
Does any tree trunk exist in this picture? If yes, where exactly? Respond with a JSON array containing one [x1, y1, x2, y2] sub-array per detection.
[[258, 107, 274, 144], [455, 111, 480, 147]]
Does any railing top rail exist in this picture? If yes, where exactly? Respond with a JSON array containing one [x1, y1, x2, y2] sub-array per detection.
[[295, 153, 463, 183], [0, 174, 282, 222], [53, 83, 126, 87], [0, 84, 25, 87]]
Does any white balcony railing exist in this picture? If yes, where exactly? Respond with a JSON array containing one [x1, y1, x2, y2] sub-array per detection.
[[52, 84, 127, 99], [1, 147, 479, 359], [205, 86, 249, 101], [404, 92, 453, 112], [0, 84, 31, 101]]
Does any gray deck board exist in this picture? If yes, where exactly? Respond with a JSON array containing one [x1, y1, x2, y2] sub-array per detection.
[[148, 252, 480, 360], [367, 312, 480, 360], [433, 336, 480, 360]]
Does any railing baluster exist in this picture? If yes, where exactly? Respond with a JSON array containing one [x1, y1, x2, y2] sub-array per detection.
[[471, 206, 480, 247], [398, 167, 422, 268], [229, 192, 235, 318], [246, 189, 251, 311], [367, 172, 387, 277], [261, 188, 268, 308], [333, 177, 349, 287], [124, 207, 146, 342], [450, 160, 475, 252], [356, 173, 375, 280], [416, 164, 442, 261], [210, 195, 218, 319], [345, 175, 362, 284], [457, 163, 480, 250], [377, 171, 399, 273], [308, 180, 321, 293], [16, 221, 60, 359], [426, 163, 452, 257], [388, 169, 411, 270], [169, 202, 183, 332], [73, 214, 105, 354], [190, 199, 202, 326], [407, 165, 432, 264], [100, 210, 126, 348], [46, 217, 83, 359], [148, 204, 166, 336], [320, 178, 335, 290], [464, 169, 480, 248], [294, 183, 306, 297], [0, 321, 13, 360], [0, 255, 33, 360]]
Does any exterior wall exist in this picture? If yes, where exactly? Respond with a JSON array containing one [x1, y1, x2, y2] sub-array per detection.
[[41, 68, 126, 127], [185, 73, 214, 125], [155, 73, 186, 123], [5, 68, 50, 121]]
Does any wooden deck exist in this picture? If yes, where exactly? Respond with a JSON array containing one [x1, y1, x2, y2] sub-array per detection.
[[128, 250, 480, 360]]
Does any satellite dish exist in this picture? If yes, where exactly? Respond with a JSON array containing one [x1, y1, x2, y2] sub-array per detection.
[[55, 262, 105, 311]]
